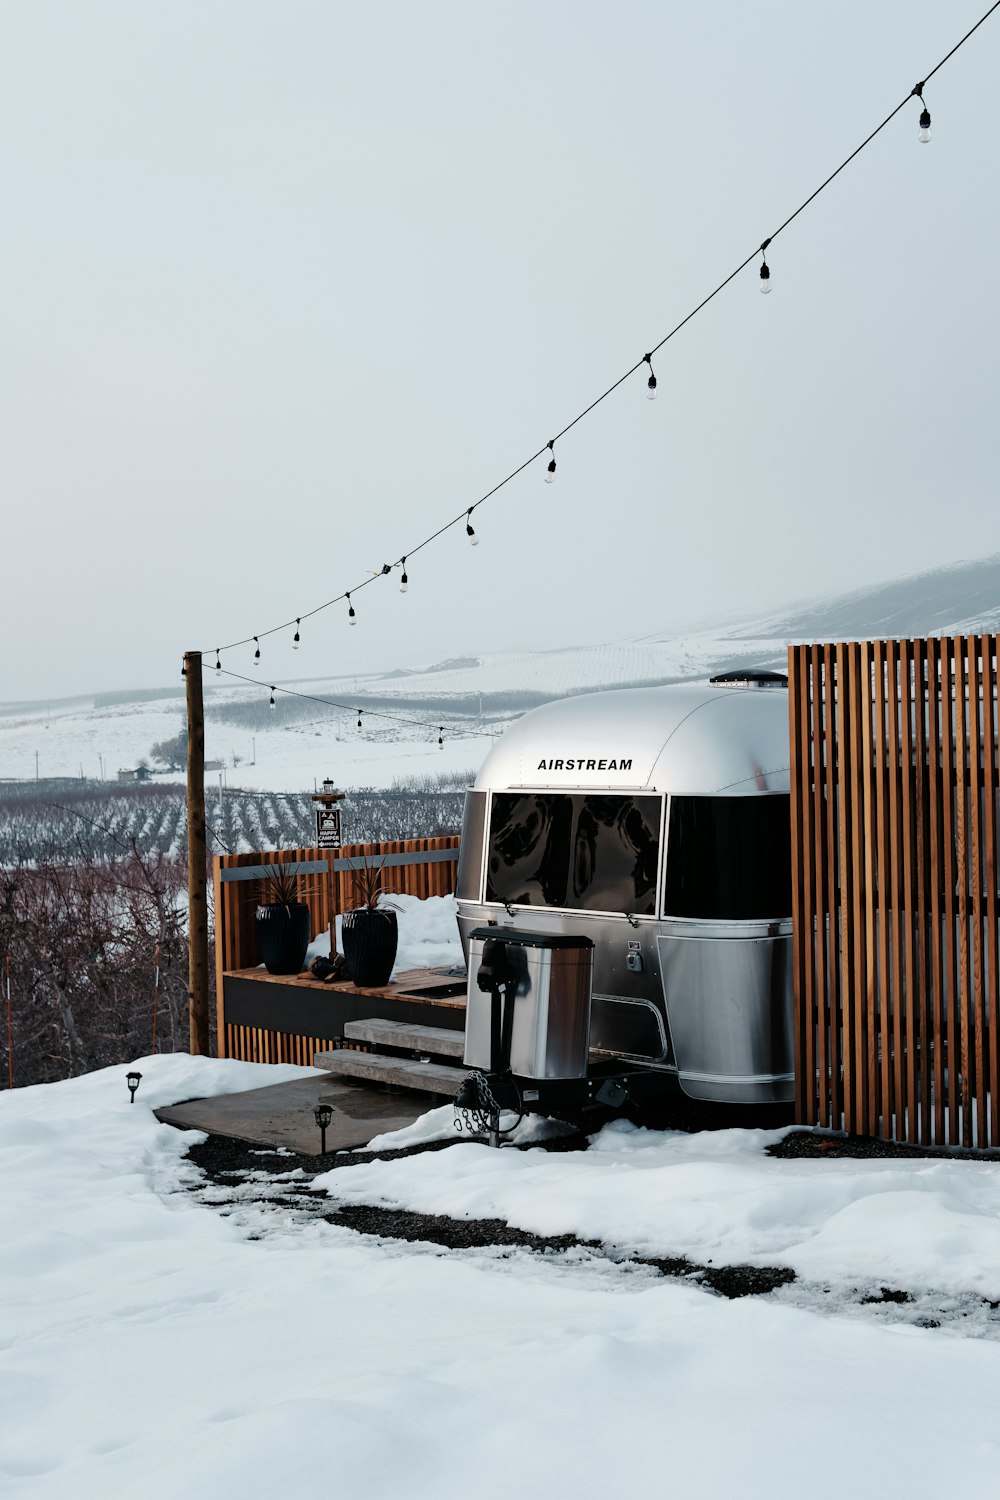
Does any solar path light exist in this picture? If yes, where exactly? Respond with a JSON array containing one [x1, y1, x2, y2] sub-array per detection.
[[314, 1102, 333, 1154], [126, 1070, 142, 1104]]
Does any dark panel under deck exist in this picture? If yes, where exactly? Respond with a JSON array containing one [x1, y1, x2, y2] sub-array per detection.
[[222, 974, 466, 1042]]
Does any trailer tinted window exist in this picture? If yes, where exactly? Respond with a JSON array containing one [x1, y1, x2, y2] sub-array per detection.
[[663, 795, 791, 921], [569, 795, 660, 914], [486, 793, 660, 914], [486, 794, 572, 907]]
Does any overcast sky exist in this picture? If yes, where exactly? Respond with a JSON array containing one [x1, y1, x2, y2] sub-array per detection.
[[2, 0, 998, 702]]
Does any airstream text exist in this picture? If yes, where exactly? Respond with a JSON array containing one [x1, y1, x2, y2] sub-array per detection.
[[536, 758, 633, 771]]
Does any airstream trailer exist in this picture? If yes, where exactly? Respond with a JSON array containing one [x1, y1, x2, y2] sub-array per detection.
[[454, 672, 793, 1125]]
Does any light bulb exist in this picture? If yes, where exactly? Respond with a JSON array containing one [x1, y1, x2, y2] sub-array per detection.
[[466, 509, 479, 546], [759, 262, 771, 294], [269, 688, 276, 710], [357, 713, 362, 730], [292, 620, 300, 649], [438, 728, 444, 749], [400, 559, 408, 592], [545, 458, 556, 483], [647, 373, 657, 400], [215, 653, 221, 674], [254, 637, 261, 663], [347, 594, 356, 625], [919, 108, 931, 143]]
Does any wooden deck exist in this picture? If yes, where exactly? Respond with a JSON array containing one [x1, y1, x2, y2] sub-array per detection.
[[213, 837, 463, 1066], [225, 965, 466, 1007], [219, 963, 467, 1066]]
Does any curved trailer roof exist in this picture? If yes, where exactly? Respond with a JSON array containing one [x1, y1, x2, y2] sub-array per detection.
[[474, 681, 791, 797]]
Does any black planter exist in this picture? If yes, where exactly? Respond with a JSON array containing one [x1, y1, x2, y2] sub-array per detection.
[[342, 908, 399, 988], [255, 902, 311, 976]]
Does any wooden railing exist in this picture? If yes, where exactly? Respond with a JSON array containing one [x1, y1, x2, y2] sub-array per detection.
[[213, 836, 460, 1061], [788, 637, 1000, 1148]]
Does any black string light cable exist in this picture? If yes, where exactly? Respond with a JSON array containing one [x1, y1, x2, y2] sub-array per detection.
[[194, 0, 1000, 668], [212, 664, 489, 742]]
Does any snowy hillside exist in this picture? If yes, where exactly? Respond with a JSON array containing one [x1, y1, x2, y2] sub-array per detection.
[[2, 553, 997, 793]]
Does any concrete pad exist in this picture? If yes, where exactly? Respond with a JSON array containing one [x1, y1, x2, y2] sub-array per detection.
[[154, 1072, 438, 1154]]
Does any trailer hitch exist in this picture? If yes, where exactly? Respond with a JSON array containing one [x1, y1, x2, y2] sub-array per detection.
[[454, 939, 524, 1146]]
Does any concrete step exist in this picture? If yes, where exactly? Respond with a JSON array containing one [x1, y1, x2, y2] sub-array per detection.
[[314, 1048, 466, 1097], [343, 1017, 465, 1060]]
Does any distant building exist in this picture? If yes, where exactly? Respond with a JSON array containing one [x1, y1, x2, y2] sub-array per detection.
[[116, 765, 152, 783]]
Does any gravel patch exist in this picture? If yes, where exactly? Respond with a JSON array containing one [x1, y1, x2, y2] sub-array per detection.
[[182, 1129, 795, 1301], [178, 1129, 1000, 1327], [769, 1129, 1000, 1162]]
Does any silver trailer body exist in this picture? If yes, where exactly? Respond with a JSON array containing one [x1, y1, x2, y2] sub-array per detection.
[[455, 679, 793, 1104]]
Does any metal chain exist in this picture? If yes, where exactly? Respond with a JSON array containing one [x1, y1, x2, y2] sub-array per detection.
[[454, 1070, 518, 1138]]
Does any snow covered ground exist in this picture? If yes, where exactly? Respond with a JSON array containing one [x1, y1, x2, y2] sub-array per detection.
[[0, 689, 492, 792], [5, 1056, 1000, 1499], [321, 1111, 1000, 1306]]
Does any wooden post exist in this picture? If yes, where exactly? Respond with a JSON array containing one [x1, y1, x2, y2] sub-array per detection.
[[312, 782, 345, 961], [185, 651, 210, 1055]]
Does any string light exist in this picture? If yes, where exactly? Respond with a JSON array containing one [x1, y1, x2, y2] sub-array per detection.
[[269, 686, 276, 710], [254, 636, 261, 663], [192, 2, 999, 667], [292, 620, 301, 649], [643, 354, 657, 400], [544, 440, 557, 483], [357, 709, 363, 731], [759, 240, 772, 294], [347, 593, 356, 626], [215, 652, 222, 674], [400, 558, 409, 592], [913, 82, 932, 142], [214, 664, 484, 738], [466, 509, 479, 546], [438, 726, 444, 749]]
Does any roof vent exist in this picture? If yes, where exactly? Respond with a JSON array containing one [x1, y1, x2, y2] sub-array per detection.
[[709, 669, 788, 690]]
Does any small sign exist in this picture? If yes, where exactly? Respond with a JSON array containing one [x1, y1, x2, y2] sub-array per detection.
[[316, 807, 343, 850]]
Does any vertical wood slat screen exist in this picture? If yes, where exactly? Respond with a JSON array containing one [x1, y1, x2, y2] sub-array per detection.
[[789, 637, 1000, 1147], [224, 1025, 334, 1068], [213, 836, 460, 1061]]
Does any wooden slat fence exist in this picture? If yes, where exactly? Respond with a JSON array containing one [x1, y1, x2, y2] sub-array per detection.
[[222, 1025, 332, 1068], [789, 636, 1000, 1147], [213, 836, 460, 1061]]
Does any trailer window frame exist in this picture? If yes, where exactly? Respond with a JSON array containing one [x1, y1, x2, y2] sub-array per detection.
[[481, 788, 666, 919], [456, 789, 489, 903]]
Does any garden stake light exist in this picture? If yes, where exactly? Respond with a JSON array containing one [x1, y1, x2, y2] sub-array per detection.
[[314, 1102, 333, 1153], [126, 1070, 142, 1104]]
